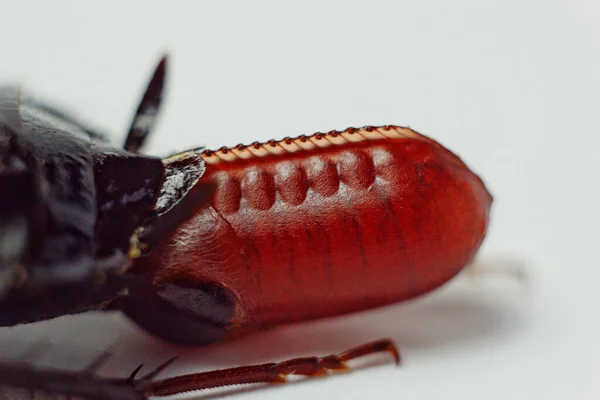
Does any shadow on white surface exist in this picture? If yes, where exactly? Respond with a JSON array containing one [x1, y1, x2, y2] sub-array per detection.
[[0, 256, 531, 398]]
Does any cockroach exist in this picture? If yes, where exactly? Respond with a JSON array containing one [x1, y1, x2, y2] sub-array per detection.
[[0, 56, 492, 399]]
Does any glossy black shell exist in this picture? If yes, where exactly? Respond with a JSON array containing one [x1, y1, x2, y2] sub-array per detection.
[[0, 87, 164, 324]]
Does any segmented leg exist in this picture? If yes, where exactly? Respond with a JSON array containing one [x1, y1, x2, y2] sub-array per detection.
[[0, 340, 398, 399], [145, 339, 400, 397]]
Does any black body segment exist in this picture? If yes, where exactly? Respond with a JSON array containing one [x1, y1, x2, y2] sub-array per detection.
[[0, 55, 216, 330], [120, 279, 237, 346], [19, 102, 99, 279], [0, 76, 166, 324], [0, 274, 144, 326], [92, 146, 163, 259]]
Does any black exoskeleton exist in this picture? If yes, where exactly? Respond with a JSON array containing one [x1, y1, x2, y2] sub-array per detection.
[[0, 57, 214, 327]]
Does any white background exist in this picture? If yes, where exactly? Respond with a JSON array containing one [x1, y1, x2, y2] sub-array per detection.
[[0, 1, 598, 399]]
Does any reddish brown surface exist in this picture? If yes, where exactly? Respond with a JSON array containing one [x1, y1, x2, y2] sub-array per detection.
[[146, 339, 399, 396], [135, 126, 492, 335]]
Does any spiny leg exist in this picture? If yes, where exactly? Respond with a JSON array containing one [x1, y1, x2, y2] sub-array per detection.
[[144, 339, 400, 398], [123, 56, 167, 153]]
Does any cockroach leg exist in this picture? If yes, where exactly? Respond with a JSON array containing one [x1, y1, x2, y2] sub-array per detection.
[[123, 55, 167, 153], [129, 356, 179, 383], [145, 339, 400, 398]]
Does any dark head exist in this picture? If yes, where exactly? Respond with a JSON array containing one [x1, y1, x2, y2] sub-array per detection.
[[0, 57, 203, 326], [0, 81, 169, 324], [0, 57, 220, 347]]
